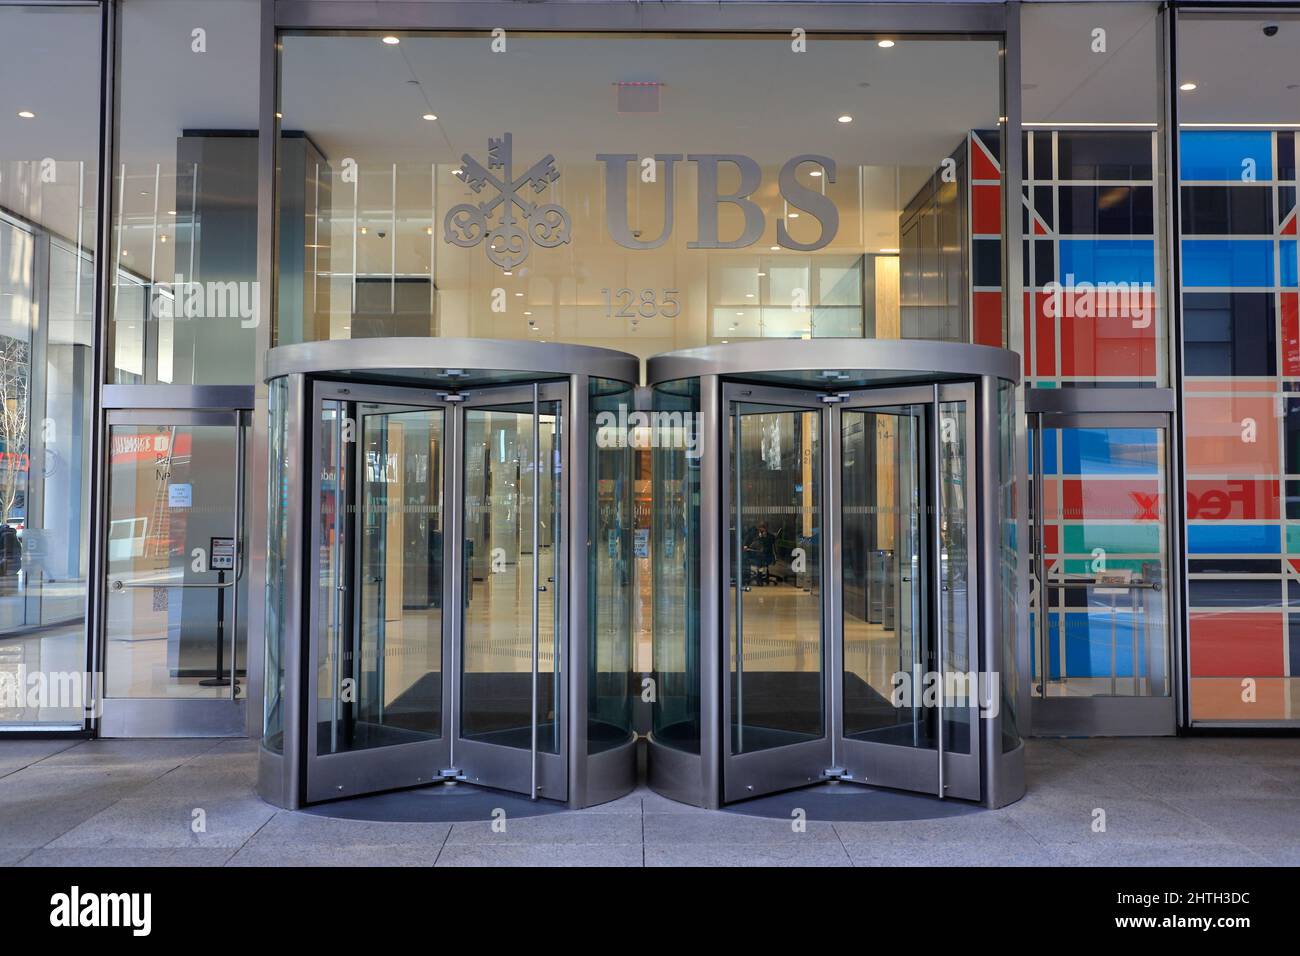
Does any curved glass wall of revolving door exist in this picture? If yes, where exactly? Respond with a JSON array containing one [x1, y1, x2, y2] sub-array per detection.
[[649, 379, 702, 755]]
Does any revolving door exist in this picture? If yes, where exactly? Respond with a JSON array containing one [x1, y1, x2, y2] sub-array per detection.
[[258, 339, 639, 809], [647, 340, 1026, 809]]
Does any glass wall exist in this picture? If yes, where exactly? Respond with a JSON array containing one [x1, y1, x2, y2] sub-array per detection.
[[589, 378, 635, 752], [277, 32, 1004, 359], [1020, 2, 1168, 388], [109, 0, 261, 385], [0, 3, 101, 727], [1177, 11, 1300, 723], [651, 379, 701, 752]]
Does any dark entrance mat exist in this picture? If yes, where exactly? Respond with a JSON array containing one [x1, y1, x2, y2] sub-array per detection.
[[722, 782, 984, 822], [302, 782, 568, 823]]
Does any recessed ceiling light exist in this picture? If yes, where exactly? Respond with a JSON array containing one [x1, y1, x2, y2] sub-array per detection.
[[121, 249, 128, 256], [422, 113, 437, 121], [359, 226, 367, 235], [877, 39, 895, 49], [524, 311, 532, 316], [382, 35, 400, 45], [1179, 82, 1197, 92], [770, 245, 780, 251], [167, 210, 175, 216], [159, 234, 167, 244], [879, 247, 900, 254], [757, 271, 766, 277], [788, 212, 800, 219], [735, 312, 744, 317], [837, 114, 853, 124], [745, 293, 755, 298], [809, 169, 823, 177], [514, 292, 524, 297], [16, 110, 35, 119], [503, 270, 512, 276], [426, 226, 433, 236]]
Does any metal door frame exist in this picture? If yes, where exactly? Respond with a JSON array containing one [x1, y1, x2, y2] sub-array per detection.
[[452, 380, 569, 801], [721, 382, 834, 802], [99, 408, 247, 737], [304, 380, 453, 801], [832, 382, 981, 800], [1029, 409, 1177, 736]]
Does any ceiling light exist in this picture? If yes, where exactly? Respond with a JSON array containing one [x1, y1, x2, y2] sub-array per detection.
[[426, 227, 433, 236], [809, 170, 822, 177], [877, 39, 895, 49], [735, 312, 744, 317], [788, 212, 800, 219], [382, 35, 400, 45], [879, 247, 900, 254], [514, 292, 523, 297], [121, 250, 128, 256], [1179, 82, 1197, 92], [503, 270, 512, 276], [159, 234, 167, 244], [422, 113, 437, 121], [17, 110, 35, 119], [167, 210, 176, 216], [837, 115, 853, 124], [359, 227, 367, 235], [757, 271, 766, 277], [524, 311, 532, 316], [745, 293, 755, 298], [770, 245, 780, 251]]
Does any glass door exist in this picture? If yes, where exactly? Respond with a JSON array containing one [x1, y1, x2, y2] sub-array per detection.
[[306, 382, 451, 802], [455, 383, 567, 801], [101, 409, 247, 736], [834, 384, 980, 800], [722, 385, 831, 801], [1029, 412, 1174, 735]]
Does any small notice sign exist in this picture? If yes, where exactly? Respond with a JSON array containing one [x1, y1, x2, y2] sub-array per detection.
[[167, 484, 192, 508], [209, 536, 236, 572]]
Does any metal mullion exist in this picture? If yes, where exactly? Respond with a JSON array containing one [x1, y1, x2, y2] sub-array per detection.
[[530, 382, 540, 799], [931, 384, 945, 798]]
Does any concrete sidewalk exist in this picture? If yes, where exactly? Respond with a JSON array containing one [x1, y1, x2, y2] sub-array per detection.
[[0, 736, 1296, 866]]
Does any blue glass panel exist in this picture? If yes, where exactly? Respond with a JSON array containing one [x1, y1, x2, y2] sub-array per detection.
[[1187, 523, 1281, 554], [1060, 428, 1159, 476], [1282, 240, 1298, 288], [1181, 239, 1275, 288], [1063, 611, 1140, 678], [1059, 238, 1156, 285], [1180, 130, 1274, 182]]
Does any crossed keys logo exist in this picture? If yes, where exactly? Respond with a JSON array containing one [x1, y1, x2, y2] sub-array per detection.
[[443, 132, 571, 270]]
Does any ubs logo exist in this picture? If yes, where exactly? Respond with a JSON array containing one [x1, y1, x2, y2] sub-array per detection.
[[444, 132, 572, 270], [444, 132, 839, 270]]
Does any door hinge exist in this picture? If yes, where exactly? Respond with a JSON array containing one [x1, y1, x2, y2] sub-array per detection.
[[821, 766, 850, 781]]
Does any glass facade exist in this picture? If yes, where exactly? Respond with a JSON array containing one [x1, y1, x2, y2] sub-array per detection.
[[0, 2, 101, 727], [275, 31, 1004, 356], [3, 0, 1299, 746]]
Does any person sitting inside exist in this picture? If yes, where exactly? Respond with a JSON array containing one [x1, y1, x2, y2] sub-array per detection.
[[744, 521, 777, 586]]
